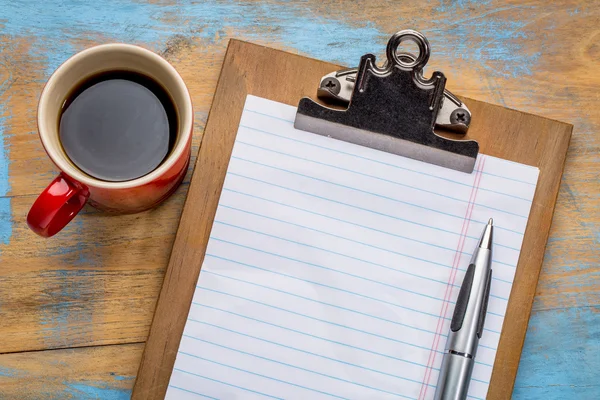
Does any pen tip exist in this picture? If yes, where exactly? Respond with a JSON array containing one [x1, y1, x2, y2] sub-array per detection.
[[488, 218, 493, 225]]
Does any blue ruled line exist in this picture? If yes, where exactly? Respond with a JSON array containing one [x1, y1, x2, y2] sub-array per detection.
[[178, 352, 351, 399], [173, 367, 283, 399], [186, 319, 445, 387], [198, 286, 444, 353], [193, 303, 443, 370], [213, 221, 463, 302], [236, 140, 529, 219], [239, 114, 537, 189], [204, 251, 503, 337], [244, 108, 294, 123], [230, 155, 526, 236], [212, 223, 510, 319], [212, 224, 464, 288], [468, 396, 485, 400], [202, 268, 502, 342], [478, 169, 537, 185], [225, 171, 522, 253], [168, 385, 219, 399], [202, 269, 447, 336], [182, 335, 415, 399], [223, 187, 520, 261], [204, 252, 450, 321], [194, 303, 493, 370], [213, 217, 513, 294], [219, 192, 518, 271]]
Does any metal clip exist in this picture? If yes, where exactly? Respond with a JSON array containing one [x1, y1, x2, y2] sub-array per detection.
[[295, 30, 479, 173], [317, 56, 472, 134]]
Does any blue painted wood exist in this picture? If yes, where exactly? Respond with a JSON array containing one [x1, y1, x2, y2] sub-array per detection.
[[514, 306, 600, 399], [0, 77, 11, 246]]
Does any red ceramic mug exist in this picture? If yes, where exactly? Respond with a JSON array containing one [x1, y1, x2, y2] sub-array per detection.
[[27, 44, 193, 237]]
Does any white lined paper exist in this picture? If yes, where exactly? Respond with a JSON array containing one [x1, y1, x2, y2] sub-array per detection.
[[166, 95, 539, 400]]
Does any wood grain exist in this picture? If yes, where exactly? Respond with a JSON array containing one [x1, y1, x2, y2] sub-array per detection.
[[132, 39, 571, 400], [0, 1, 597, 398], [0, 344, 142, 399]]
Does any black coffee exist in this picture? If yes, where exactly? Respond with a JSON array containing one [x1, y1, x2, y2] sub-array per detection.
[[59, 71, 177, 182]]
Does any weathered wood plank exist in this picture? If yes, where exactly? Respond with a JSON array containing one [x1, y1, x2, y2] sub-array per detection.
[[0, 192, 185, 353], [0, 0, 598, 398], [0, 343, 141, 399], [1, 305, 597, 400], [513, 305, 600, 399]]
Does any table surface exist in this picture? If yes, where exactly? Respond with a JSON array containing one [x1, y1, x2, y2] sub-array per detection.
[[0, 1, 597, 399]]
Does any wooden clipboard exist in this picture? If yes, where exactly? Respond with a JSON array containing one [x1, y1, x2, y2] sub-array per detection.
[[132, 39, 572, 400]]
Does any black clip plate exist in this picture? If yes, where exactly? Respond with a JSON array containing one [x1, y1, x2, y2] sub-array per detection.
[[294, 30, 479, 173]]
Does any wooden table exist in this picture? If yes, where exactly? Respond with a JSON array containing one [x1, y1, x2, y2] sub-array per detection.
[[0, 1, 597, 398]]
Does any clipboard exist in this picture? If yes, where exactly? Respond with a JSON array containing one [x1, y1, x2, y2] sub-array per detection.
[[132, 37, 572, 400]]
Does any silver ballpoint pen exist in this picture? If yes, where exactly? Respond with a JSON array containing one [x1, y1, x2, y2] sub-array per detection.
[[434, 219, 494, 400]]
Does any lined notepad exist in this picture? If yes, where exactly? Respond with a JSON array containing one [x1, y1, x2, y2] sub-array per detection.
[[166, 95, 539, 400]]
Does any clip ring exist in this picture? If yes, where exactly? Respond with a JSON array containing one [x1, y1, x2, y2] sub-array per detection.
[[386, 30, 430, 71]]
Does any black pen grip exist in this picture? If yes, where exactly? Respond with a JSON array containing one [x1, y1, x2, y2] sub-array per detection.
[[477, 270, 493, 338], [451, 263, 475, 332]]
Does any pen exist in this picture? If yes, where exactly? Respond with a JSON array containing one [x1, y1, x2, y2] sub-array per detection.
[[434, 218, 494, 400]]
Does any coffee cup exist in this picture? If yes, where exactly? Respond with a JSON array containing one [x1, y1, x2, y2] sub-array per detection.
[[27, 44, 193, 237]]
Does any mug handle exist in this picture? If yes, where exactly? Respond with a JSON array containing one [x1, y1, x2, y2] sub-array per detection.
[[27, 173, 90, 237]]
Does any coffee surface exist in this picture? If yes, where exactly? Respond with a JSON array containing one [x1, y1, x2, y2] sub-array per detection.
[[59, 71, 177, 182]]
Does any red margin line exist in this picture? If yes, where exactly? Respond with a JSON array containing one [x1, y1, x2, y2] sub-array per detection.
[[418, 156, 486, 400]]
